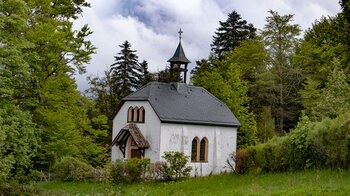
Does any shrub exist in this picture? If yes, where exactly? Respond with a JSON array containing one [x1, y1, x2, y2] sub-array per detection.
[[149, 161, 168, 180], [125, 158, 150, 182], [110, 158, 150, 183], [110, 159, 126, 183], [240, 113, 350, 173], [161, 152, 192, 181], [232, 149, 250, 174], [53, 156, 94, 182]]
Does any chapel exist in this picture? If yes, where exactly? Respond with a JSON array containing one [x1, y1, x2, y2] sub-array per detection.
[[111, 30, 240, 176]]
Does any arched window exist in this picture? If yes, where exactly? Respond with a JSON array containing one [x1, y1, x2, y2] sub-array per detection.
[[139, 107, 145, 123], [191, 137, 200, 162], [200, 137, 208, 162], [133, 107, 139, 122], [127, 106, 145, 123], [127, 107, 133, 122]]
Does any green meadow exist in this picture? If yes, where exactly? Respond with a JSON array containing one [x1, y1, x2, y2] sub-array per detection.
[[38, 169, 350, 195]]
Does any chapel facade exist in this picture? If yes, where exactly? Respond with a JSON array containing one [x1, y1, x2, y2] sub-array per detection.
[[111, 30, 240, 176]]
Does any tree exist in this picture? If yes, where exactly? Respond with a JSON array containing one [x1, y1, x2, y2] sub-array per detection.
[[261, 10, 303, 133], [35, 74, 107, 168], [192, 63, 257, 148], [0, 0, 34, 102], [138, 60, 153, 86], [256, 106, 275, 143], [211, 10, 256, 59], [0, 0, 39, 189], [296, 12, 350, 117], [0, 103, 38, 189], [311, 64, 350, 120], [340, 0, 350, 23], [111, 41, 141, 99], [87, 69, 119, 118], [157, 66, 172, 83]]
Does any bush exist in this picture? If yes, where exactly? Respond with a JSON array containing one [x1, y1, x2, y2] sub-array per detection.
[[149, 161, 168, 180], [53, 156, 94, 182], [110, 158, 150, 183], [125, 158, 150, 182], [230, 149, 250, 174], [161, 152, 192, 181], [241, 113, 350, 173]]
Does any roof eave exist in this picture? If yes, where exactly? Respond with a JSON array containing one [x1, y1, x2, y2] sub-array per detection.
[[160, 119, 241, 127]]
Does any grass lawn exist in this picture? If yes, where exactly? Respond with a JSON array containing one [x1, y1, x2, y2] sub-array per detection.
[[38, 169, 350, 195]]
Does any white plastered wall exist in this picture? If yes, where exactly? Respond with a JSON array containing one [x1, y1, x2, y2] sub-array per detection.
[[111, 101, 161, 163], [159, 123, 237, 176]]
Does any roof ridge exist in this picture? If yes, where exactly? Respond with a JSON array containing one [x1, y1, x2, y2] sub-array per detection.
[[123, 82, 153, 100]]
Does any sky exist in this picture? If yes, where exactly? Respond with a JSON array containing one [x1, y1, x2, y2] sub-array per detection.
[[74, 0, 341, 91]]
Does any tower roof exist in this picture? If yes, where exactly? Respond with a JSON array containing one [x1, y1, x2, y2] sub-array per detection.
[[167, 42, 191, 64]]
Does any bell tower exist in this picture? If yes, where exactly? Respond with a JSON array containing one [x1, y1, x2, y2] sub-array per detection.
[[167, 28, 191, 83]]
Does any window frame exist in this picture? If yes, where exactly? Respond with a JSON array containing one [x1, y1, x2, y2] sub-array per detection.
[[127, 106, 145, 123], [127, 107, 133, 122], [191, 137, 200, 162], [200, 137, 208, 162]]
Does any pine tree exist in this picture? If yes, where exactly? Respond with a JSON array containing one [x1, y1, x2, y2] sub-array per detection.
[[211, 10, 256, 59], [111, 41, 141, 99], [139, 60, 153, 86]]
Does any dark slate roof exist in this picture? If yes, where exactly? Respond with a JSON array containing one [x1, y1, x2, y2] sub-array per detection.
[[167, 42, 191, 64], [121, 82, 241, 127]]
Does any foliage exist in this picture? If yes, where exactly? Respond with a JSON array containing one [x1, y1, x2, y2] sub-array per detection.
[[256, 106, 275, 143], [161, 152, 192, 181], [226, 149, 250, 174], [110, 158, 151, 183], [242, 112, 350, 173], [35, 75, 107, 168], [111, 41, 142, 99], [311, 66, 350, 120], [53, 156, 95, 182], [211, 10, 256, 59], [86, 69, 119, 119], [139, 60, 153, 86], [125, 158, 151, 182], [261, 10, 303, 133], [0, 0, 34, 102], [192, 62, 257, 148], [0, 102, 39, 190]]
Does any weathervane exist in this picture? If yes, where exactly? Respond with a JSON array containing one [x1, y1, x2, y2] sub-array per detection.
[[178, 28, 183, 41]]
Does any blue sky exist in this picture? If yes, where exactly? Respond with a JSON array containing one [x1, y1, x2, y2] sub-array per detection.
[[74, 0, 341, 91]]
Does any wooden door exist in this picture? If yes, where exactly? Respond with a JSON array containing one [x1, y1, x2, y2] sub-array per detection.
[[131, 149, 142, 159]]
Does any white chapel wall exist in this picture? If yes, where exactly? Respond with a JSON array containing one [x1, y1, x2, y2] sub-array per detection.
[[159, 123, 237, 176], [112, 101, 161, 163]]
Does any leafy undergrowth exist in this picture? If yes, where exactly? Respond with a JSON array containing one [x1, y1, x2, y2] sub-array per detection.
[[38, 169, 350, 195]]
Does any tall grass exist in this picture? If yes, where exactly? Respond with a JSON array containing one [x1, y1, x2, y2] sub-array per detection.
[[38, 169, 350, 195]]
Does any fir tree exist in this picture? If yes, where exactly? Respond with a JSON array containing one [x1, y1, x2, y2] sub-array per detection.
[[111, 41, 141, 99], [139, 60, 153, 86], [211, 10, 256, 59]]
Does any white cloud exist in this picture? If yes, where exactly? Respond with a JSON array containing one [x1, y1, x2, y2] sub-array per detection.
[[74, 0, 341, 91]]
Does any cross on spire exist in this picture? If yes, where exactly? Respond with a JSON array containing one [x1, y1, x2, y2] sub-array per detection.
[[178, 28, 183, 41]]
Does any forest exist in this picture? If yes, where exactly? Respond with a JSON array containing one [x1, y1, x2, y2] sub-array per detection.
[[0, 0, 349, 194]]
